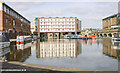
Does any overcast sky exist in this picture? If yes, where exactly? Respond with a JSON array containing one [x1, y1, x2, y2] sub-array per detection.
[[4, 1, 118, 29]]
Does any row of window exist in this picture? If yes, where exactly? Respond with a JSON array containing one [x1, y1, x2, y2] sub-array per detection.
[[40, 26, 75, 28], [5, 17, 29, 30], [39, 18, 75, 21], [39, 22, 76, 25], [38, 54, 75, 57], [3, 4, 30, 25], [39, 51, 75, 54], [40, 29, 75, 31], [5, 18, 12, 25], [104, 21, 117, 23], [40, 45, 75, 47], [103, 23, 117, 25]]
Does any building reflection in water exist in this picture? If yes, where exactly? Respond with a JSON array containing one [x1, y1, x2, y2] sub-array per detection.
[[8, 42, 31, 62], [102, 39, 120, 60], [81, 39, 96, 45], [36, 39, 82, 58]]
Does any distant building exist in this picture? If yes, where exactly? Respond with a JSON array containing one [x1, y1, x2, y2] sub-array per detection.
[[81, 29, 92, 36], [102, 13, 120, 29], [0, 1, 31, 39], [35, 17, 81, 39], [81, 28, 100, 36]]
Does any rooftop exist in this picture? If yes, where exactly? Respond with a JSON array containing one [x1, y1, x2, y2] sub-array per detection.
[[1, 1, 30, 23], [102, 13, 118, 21]]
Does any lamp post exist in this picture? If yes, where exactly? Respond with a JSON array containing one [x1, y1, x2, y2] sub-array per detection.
[[37, 18, 40, 38], [37, 18, 40, 58]]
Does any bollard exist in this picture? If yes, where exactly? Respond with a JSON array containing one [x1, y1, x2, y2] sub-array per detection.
[[20, 36, 24, 44], [16, 36, 20, 44]]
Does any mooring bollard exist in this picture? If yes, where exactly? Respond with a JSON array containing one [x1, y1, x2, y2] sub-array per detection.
[[16, 36, 20, 44], [20, 36, 24, 44], [16, 36, 25, 44]]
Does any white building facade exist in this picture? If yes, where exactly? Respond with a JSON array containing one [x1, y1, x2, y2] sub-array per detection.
[[35, 17, 81, 39]]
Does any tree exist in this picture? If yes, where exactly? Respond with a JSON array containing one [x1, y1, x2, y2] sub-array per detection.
[[90, 28, 92, 31]]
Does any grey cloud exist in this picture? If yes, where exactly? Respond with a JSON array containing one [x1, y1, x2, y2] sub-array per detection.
[[5, 2, 118, 29], [3, 0, 120, 2]]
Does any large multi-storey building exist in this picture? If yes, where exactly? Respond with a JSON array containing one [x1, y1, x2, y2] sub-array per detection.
[[102, 13, 120, 29], [0, 1, 31, 39], [35, 17, 81, 39]]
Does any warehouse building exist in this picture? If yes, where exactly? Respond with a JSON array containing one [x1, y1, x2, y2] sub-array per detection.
[[102, 13, 120, 29], [35, 17, 81, 39], [0, 1, 31, 39]]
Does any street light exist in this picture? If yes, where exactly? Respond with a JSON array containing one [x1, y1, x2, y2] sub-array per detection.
[[37, 18, 40, 38]]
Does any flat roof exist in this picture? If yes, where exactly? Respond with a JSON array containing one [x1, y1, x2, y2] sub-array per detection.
[[37, 17, 76, 18], [102, 13, 118, 21]]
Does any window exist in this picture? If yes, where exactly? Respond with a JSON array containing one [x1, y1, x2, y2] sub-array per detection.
[[6, 18, 8, 25], [53, 19, 55, 21], [42, 19, 44, 21], [73, 19, 75, 21], [67, 19, 69, 21], [60, 19, 62, 21], [56, 19, 58, 21], [13, 20, 15, 26], [40, 19, 42, 21], [49, 19, 51, 21], [3, 5, 6, 12], [9, 19, 11, 25], [6, 8, 10, 14]]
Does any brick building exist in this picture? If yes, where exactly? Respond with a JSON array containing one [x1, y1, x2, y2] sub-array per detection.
[[0, 1, 31, 39], [35, 17, 81, 39], [102, 13, 120, 29]]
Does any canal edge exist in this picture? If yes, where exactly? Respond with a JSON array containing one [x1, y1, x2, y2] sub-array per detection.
[[7, 61, 88, 71]]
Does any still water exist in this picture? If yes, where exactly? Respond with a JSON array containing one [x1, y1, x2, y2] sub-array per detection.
[[4, 39, 119, 71]]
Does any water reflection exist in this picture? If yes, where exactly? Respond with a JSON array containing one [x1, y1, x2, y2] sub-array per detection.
[[36, 39, 82, 58], [81, 39, 96, 45], [0, 38, 119, 70], [8, 42, 31, 62], [102, 39, 120, 60], [24, 39, 118, 71], [36, 39, 119, 60]]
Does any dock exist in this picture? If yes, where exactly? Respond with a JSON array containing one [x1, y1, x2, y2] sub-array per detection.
[[10, 39, 16, 42], [64, 35, 95, 39]]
